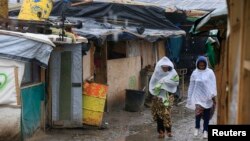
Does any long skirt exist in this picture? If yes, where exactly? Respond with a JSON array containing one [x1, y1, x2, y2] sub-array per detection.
[[151, 95, 174, 133]]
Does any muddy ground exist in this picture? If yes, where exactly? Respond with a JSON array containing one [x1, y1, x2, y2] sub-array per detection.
[[28, 102, 216, 141]]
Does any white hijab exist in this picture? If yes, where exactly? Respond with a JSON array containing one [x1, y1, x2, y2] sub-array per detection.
[[186, 56, 217, 110], [149, 57, 179, 96]]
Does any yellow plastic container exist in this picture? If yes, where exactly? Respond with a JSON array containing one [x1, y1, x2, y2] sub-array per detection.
[[82, 108, 103, 126], [83, 82, 108, 98], [82, 95, 106, 126], [83, 95, 106, 112], [82, 82, 108, 126], [18, 0, 53, 21]]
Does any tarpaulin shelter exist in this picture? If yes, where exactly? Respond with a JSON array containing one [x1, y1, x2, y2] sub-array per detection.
[[0, 30, 55, 140], [0, 30, 55, 67], [51, 1, 186, 46], [191, 7, 227, 34], [49, 1, 186, 111]]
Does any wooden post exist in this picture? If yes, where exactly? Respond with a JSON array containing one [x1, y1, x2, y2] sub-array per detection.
[[157, 40, 166, 59], [237, 0, 250, 124], [41, 68, 46, 82], [40, 101, 45, 131], [225, 0, 244, 124], [90, 42, 95, 77], [40, 65, 46, 129], [226, 0, 250, 124], [216, 39, 228, 124], [0, 0, 8, 18], [14, 67, 21, 105]]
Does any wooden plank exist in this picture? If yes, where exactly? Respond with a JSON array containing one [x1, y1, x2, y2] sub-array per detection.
[[226, 0, 250, 124], [153, 42, 158, 63], [216, 39, 228, 124], [241, 70, 250, 123], [83, 50, 91, 81], [238, 0, 250, 124], [90, 43, 95, 76], [14, 67, 21, 105], [107, 56, 141, 111], [83, 45, 96, 81], [152, 43, 156, 66], [0, 0, 8, 18], [141, 41, 154, 68], [157, 40, 166, 59], [41, 68, 45, 82], [226, 0, 244, 124], [40, 101, 45, 131], [244, 60, 250, 71]]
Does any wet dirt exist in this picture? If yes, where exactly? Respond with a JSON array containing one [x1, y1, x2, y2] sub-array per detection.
[[28, 102, 216, 141]]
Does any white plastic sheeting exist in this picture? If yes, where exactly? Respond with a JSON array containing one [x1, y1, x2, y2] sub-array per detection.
[[0, 30, 54, 67], [0, 67, 18, 105], [195, 7, 228, 31], [72, 18, 186, 44], [186, 56, 217, 110], [149, 57, 179, 105], [0, 59, 24, 105], [133, 0, 226, 11], [51, 44, 82, 127], [0, 106, 21, 140]]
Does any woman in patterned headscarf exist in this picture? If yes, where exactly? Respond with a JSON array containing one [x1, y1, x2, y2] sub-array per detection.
[[186, 56, 217, 139], [149, 57, 179, 138]]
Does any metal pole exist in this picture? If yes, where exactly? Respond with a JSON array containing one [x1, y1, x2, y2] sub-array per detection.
[[182, 74, 185, 99]]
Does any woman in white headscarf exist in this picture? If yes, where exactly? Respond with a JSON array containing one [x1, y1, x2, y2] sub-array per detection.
[[149, 57, 179, 138], [186, 56, 217, 139]]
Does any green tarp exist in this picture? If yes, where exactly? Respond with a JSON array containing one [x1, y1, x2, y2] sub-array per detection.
[[21, 83, 45, 139]]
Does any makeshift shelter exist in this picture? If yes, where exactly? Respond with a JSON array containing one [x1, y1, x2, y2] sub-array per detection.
[[0, 27, 89, 139], [49, 40, 88, 128], [0, 30, 54, 140], [50, 1, 186, 111]]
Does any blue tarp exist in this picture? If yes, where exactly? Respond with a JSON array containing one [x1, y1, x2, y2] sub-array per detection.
[[167, 35, 183, 64]]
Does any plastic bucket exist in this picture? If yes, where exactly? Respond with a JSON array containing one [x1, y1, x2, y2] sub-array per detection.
[[125, 89, 145, 112]]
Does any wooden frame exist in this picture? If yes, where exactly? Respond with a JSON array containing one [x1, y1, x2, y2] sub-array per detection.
[[220, 0, 250, 124], [237, 0, 250, 124]]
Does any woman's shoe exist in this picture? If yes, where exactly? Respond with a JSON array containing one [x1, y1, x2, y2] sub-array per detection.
[[203, 131, 208, 139], [194, 128, 199, 136], [158, 130, 165, 138], [166, 132, 173, 137]]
